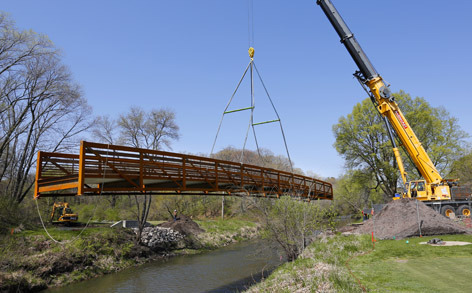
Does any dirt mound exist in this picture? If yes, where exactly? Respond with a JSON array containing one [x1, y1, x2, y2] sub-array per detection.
[[158, 215, 205, 236], [354, 198, 471, 239]]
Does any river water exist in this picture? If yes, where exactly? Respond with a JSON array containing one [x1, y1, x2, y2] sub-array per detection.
[[45, 240, 283, 293]]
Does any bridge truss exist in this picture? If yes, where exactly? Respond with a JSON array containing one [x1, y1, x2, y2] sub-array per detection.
[[35, 141, 333, 200]]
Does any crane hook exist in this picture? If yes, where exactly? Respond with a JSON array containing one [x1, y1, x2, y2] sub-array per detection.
[[248, 47, 255, 59]]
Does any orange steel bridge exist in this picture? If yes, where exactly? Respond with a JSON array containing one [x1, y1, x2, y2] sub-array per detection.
[[34, 141, 333, 200]]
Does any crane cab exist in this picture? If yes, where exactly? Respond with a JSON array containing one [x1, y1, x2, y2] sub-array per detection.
[[407, 180, 428, 200], [406, 180, 451, 201]]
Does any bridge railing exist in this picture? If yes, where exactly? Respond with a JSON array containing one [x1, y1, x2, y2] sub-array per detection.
[[35, 141, 333, 200]]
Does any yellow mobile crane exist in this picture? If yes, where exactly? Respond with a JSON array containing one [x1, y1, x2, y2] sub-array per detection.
[[316, 0, 471, 217]]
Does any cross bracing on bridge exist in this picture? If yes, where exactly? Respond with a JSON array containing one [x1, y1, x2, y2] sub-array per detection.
[[34, 141, 333, 200]]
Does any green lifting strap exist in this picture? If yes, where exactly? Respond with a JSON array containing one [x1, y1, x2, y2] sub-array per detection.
[[224, 106, 254, 114], [252, 119, 280, 126]]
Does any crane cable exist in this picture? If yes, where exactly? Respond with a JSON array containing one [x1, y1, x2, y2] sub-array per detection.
[[239, 51, 255, 164], [253, 62, 294, 173], [211, 0, 295, 198], [35, 145, 110, 244], [210, 50, 294, 173], [247, 0, 255, 48]]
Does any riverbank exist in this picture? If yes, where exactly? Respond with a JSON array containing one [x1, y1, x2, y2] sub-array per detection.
[[245, 233, 472, 292], [0, 218, 259, 292], [245, 233, 368, 292]]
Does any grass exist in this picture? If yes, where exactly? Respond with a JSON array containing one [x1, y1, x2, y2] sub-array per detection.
[[196, 218, 256, 233], [193, 218, 259, 249], [2, 218, 257, 249], [247, 234, 370, 292], [17, 226, 106, 241], [350, 234, 472, 292], [148, 220, 165, 225], [247, 234, 472, 292]]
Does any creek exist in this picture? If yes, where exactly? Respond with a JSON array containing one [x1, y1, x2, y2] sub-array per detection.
[[44, 239, 283, 293]]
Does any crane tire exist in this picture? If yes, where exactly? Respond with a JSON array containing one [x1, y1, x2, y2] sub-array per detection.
[[457, 205, 471, 217], [440, 205, 456, 218]]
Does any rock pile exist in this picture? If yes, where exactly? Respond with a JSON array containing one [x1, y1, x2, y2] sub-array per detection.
[[139, 226, 184, 250], [354, 198, 471, 239]]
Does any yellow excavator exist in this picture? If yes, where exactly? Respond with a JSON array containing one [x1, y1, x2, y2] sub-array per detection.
[[316, 0, 471, 217], [50, 202, 78, 224]]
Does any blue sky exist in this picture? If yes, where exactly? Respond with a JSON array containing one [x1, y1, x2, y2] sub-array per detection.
[[3, 0, 472, 178]]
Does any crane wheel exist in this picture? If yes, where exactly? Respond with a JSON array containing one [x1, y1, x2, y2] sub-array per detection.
[[440, 205, 456, 218], [457, 205, 471, 217]]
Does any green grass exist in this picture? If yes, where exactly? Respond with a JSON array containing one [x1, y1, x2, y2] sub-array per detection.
[[350, 234, 472, 292], [192, 218, 259, 249], [196, 218, 256, 233], [8, 218, 256, 246], [148, 220, 165, 225], [248, 234, 472, 292], [247, 234, 370, 292], [16, 226, 107, 241]]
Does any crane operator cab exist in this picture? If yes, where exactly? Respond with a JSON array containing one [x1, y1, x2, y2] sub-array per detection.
[[408, 180, 426, 199], [406, 180, 452, 201]]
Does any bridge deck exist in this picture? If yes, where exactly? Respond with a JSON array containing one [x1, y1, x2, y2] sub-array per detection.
[[35, 141, 333, 200]]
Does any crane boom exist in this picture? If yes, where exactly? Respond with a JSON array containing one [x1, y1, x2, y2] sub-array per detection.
[[316, 0, 443, 186]]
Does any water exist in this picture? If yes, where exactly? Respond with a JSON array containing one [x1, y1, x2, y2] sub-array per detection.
[[45, 240, 283, 293]]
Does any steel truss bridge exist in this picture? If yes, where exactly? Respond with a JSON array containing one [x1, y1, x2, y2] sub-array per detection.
[[34, 141, 333, 200]]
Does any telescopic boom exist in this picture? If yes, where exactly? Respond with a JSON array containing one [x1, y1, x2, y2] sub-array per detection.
[[316, 0, 444, 190]]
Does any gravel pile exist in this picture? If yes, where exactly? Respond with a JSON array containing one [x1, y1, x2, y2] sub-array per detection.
[[139, 226, 184, 250], [355, 198, 471, 239]]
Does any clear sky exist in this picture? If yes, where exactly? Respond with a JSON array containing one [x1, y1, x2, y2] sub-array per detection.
[[3, 0, 472, 178]]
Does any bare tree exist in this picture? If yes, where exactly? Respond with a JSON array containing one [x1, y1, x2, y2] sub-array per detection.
[[117, 107, 179, 150], [0, 13, 93, 203], [212, 147, 303, 173], [252, 197, 333, 261], [93, 106, 180, 242], [145, 109, 179, 150], [92, 115, 117, 145], [117, 107, 145, 148]]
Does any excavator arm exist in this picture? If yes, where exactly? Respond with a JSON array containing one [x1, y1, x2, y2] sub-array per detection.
[[316, 0, 443, 186], [50, 202, 78, 223]]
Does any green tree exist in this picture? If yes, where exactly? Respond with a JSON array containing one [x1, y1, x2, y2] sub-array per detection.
[[333, 91, 467, 199], [448, 151, 472, 187], [398, 92, 467, 173], [333, 170, 383, 215]]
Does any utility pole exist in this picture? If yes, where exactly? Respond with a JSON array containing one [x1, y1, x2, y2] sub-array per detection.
[[221, 196, 225, 220]]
